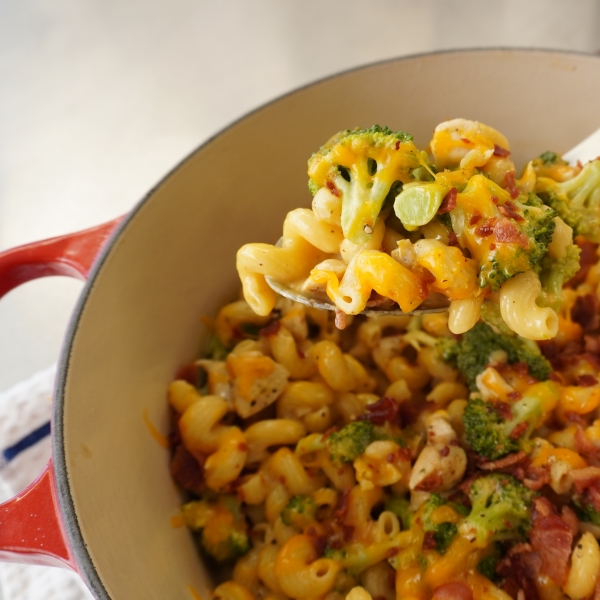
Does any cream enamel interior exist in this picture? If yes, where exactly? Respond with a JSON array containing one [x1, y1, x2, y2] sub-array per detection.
[[57, 50, 600, 599]]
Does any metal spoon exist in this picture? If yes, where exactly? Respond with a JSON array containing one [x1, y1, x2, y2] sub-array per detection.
[[266, 126, 600, 317]]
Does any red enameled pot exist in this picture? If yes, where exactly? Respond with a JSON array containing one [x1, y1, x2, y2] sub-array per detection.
[[0, 50, 599, 599]]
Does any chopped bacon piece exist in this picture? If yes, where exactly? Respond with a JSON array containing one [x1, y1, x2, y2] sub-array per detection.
[[475, 217, 497, 237], [470, 213, 482, 226], [479, 451, 527, 471], [447, 231, 458, 247], [493, 144, 511, 158], [578, 374, 598, 387], [509, 422, 529, 440], [438, 188, 458, 214], [504, 171, 520, 199], [423, 531, 437, 551], [335, 487, 352, 522], [439, 446, 450, 457], [491, 195, 499, 204], [494, 219, 524, 245], [432, 582, 473, 600], [585, 334, 600, 354], [570, 466, 600, 493], [395, 141, 401, 150], [260, 319, 281, 336], [170, 445, 206, 495], [522, 465, 550, 491], [508, 391, 523, 401], [414, 472, 443, 492], [498, 547, 541, 600], [490, 400, 514, 420], [498, 201, 525, 222], [530, 497, 573, 586], [326, 180, 340, 197], [357, 396, 400, 426], [561, 506, 580, 538], [572, 294, 600, 333]]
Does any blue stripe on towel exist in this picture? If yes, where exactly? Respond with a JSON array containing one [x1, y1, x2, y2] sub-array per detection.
[[2, 420, 51, 464]]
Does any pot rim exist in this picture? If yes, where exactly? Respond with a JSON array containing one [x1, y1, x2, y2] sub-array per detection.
[[51, 46, 599, 598]]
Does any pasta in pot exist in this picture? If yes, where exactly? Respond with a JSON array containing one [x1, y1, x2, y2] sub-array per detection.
[[168, 126, 600, 600]]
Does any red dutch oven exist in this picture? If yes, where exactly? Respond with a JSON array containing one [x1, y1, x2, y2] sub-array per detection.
[[0, 49, 599, 599]]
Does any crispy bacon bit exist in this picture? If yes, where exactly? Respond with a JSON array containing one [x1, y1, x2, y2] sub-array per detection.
[[578, 374, 598, 387], [395, 141, 400, 150], [260, 320, 281, 337], [497, 547, 541, 600], [491, 400, 514, 421], [530, 497, 573, 586], [498, 201, 525, 222], [510, 422, 529, 440], [561, 506, 580, 538], [432, 582, 473, 600], [585, 335, 600, 354], [447, 231, 459, 247], [306, 526, 328, 556], [358, 396, 400, 426], [522, 465, 551, 491], [475, 217, 497, 237], [326, 180, 340, 197], [569, 239, 598, 287], [548, 371, 563, 383], [572, 294, 600, 333], [423, 531, 437, 551], [170, 445, 206, 495], [508, 391, 523, 401], [414, 472, 443, 492], [335, 487, 352, 522], [438, 188, 458, 214], [493, 144, 511, 158], [570, 466, 600, 493], [504, 171, 520, 199], [469, 213, 482, 226], [491, 195, 499, 204], [440, 446, 450, 457], [494, 219, 523, 244], [479, 451, 527, 471], [385, 547, 400, 558]]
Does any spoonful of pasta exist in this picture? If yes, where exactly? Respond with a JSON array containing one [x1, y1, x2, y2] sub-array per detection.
[[237, 120, 600, 339]]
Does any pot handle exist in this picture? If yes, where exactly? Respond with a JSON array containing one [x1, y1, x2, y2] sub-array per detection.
[[0, 216, 124, 570]]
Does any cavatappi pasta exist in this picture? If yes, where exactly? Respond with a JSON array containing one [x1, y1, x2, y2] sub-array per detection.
[[170, 209, 600, 600], [237, 119, 588, 340]]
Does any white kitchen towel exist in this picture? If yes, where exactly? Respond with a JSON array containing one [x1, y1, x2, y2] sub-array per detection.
[[0, 366, 94, 600]]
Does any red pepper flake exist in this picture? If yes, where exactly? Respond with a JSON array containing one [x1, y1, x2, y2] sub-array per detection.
[[438, 188, 458, 214], [447, 231, 458, 247], [510, 422, 529, 440], [326, 180, 340, 197], [469, 213, 482, 226], [493, 144, 511, 157], [439, 446, 450, 457], [577, 374, 598, 387], [395, 141, 400, 150], [461, 138, 473, 145], [475, 217, 497, 237]]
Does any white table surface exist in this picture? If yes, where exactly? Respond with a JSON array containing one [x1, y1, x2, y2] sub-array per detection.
[[0, 2, 600, 598]]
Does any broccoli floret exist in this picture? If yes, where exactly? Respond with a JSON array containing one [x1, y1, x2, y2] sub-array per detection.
[[573, 497, 600, 527], [536, 159, 600, 242], [182, 495, 249, 563], [539, 243, 581, 310], [463, 382, 558, 460], [420, 493, 469, 555], [538, 151, 560, 166], [281, 495, 317, 529], [477, 552, 500, 583], [327, 420, 375, 463], [307, 125, 420, 244], [459, 475, 535, 548], [445, 322, 551, 391]]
